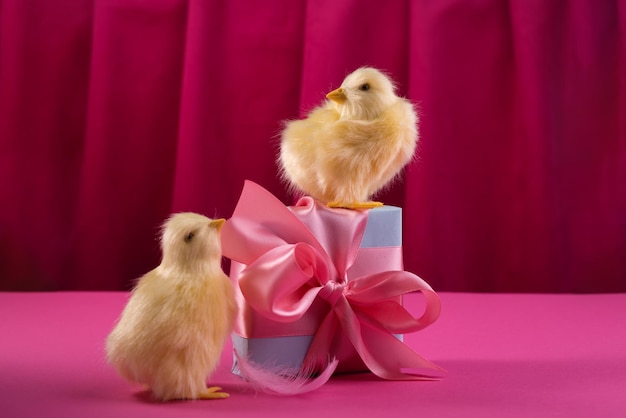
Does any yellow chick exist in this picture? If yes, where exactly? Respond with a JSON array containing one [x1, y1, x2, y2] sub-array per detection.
[[279, 67, 418, 209], [106, 213, 237, 401]]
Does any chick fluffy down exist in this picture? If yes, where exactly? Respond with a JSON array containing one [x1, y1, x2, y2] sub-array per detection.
[[106, 213, 237, 400], [279, 67, 418, 204]]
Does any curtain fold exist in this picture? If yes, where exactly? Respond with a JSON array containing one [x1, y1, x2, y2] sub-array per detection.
[[1, 0, 624, 292]]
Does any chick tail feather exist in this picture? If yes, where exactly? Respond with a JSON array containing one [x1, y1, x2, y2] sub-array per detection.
[[234, 351, 337, 395]]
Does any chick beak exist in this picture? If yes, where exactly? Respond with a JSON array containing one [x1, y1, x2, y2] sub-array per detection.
[[326, 87, 347, 104], [210, 218, 226, 231]]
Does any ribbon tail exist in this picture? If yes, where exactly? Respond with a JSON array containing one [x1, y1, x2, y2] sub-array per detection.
[[359, 325, 446, 380], [301, 310, 340, 373], [336, 298, 446, 381]]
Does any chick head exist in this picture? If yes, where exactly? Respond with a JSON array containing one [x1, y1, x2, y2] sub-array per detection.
[[160, 212, 225, 271], [326, 67, 397, 121]]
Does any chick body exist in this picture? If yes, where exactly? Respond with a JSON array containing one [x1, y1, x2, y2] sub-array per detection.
[[106, 213, 237, 401], [279, 67, 418, 208]]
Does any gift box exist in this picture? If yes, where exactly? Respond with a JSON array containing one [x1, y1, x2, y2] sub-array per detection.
[[222, 181, 442, 382], [230, 204, 402, 374]]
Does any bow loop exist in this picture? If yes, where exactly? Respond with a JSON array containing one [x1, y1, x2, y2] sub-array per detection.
[[237, 242, 332, 323]]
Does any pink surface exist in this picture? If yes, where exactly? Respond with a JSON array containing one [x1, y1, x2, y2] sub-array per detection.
[[1, 0, 626, 293], [1, 292, 624, 417]]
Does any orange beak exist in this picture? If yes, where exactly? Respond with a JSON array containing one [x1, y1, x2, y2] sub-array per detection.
[[210, 218, 226, 231], [326, 87, 347, 104]]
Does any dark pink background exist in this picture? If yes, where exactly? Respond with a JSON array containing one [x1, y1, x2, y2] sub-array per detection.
[[1, 0, 625, 292]]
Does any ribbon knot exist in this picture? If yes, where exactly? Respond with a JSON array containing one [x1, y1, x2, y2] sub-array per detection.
[[222, 180, 445, 382], [318, 280, 346, 307]]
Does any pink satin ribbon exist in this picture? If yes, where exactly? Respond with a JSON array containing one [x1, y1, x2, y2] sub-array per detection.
[[222, 180, 445, 380]]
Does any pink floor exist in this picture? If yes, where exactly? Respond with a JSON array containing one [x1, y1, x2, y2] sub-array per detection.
[[1, 291, 624, 417]]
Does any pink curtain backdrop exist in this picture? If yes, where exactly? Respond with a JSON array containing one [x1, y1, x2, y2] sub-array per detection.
[[1, 0, 624, 292]]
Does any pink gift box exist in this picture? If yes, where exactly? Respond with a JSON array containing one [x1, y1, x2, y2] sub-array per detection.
[[230, 205, 403, 374], [222, 181, 442, 380]]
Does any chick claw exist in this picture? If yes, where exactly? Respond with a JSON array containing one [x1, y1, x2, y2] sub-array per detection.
[[327, 201, 384, 210], [197, 386, 229, 400]]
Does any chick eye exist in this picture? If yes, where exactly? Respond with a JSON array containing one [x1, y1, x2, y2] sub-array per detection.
[[359, 83, 370, 91], [184, 232, 195, 243]]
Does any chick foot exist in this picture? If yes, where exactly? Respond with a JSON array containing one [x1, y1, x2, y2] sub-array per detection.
[[197, 386, 229, 400], [327, 201, 383, 210]]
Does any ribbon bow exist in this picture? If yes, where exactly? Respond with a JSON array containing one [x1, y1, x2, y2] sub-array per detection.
[[222, 181, 444, 381]]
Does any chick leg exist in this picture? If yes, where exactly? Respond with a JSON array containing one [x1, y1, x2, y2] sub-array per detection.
[[197, 386, 229, 400], [327, 201, 383, 210]]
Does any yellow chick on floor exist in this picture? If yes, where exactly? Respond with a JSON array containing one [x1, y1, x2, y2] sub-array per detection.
[[279, 67, 418, 209], [106, 213, 237, 401]]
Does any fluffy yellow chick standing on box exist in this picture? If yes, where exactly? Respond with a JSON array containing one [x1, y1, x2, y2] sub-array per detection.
[[106, 213, 237, 401], [279, 67, 418, 209]]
